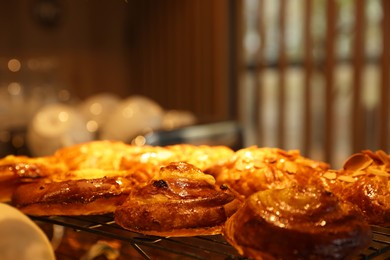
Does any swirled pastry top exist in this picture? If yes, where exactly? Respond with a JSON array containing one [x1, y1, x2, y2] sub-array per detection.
[[224, 185, 372, 260], [115, 162, 237, 237]]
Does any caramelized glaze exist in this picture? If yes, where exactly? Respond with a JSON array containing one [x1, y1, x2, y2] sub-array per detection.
[[115, 162, 237, 237], [12, 177, 134, 216], [320, 150, 390, 226], [207, 146, 329, 198], [224, 185, 372, 260]]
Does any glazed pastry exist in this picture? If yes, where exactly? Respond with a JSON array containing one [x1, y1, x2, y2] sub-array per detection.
[[0, 155, 67, 202], [207, 146, 329, 198], [10, 165, 156, 216], [3, 141, 153, 212], [0, 141, 138, 202], [115, 162, 237, 237], [12, 176, 135, 216], [6, 141, 234, 215], [320, 150, 390, 226], [54, 140, 138, 171], [164, 144, 234, 171], [224, 185, 372, 260], [120, 144, 234, 172]]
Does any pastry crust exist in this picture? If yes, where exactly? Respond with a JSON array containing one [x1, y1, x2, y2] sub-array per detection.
[[224, 185, 372, 260], [5, 141, 235, 216], [12, 176, 135, 216], [115, 162, 237, 237], [207, 146, 329, 198], [120, 143, 234, 172], [164, 144, 234, 171], [320, 150, 390, 226], [0, 155, 67, 202]]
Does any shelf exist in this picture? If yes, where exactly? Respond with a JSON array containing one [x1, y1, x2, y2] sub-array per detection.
[[31, 214, 390, 260]]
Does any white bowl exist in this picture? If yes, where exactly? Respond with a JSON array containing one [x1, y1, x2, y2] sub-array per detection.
[[100, 95, 164, 141], [27, 103, 94, 156]]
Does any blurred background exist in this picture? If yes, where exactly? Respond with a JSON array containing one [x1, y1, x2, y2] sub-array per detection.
[[0, 0, 388, 168]]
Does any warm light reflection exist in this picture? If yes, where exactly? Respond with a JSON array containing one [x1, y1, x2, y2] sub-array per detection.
[[133, 135, 146, 146], [90, 103, 103, 115], [27, 58, 39, 71], [86, 120, 99, 132], [122, 107, 134, 118], [58, 111, 69, 122], [8, 59, 21, 72], [7, 82, 22, 95], [58, 89, 71, 102]]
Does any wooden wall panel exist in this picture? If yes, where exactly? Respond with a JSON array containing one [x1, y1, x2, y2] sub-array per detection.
[[126, 0, 232, 122], [0, 0, 235, 123], [380, 0, 390, 151]]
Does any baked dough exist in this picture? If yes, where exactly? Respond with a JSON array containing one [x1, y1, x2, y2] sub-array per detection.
[[207, 146, 329, 198], [12, 176, 134, 216], [320, 150, 390, 226], [0, 155, 67, 202], [6, 141, 235, 216], [115, 162, 237, 236], [224, 185, 372, 260]]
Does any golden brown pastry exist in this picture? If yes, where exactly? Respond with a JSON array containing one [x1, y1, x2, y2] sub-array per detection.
[[5, 141, 158, 213], [224, 185, 372, 260], [164, 144, 234, 171], [120, 143, 234, 172], [0, 155, 67, 202], [320, 150, 390, 226], [0, 141, 137, 202], [207, 146, 329, 198], [10, 163, 159, 216], [115, 162, 237, 237], [7, 141, 234, 215], [54, 140, 137, 171], [12, 176, 134, 216]]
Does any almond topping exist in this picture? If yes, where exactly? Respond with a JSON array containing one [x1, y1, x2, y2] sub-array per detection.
[[367, 168, 390, 177], [235, 160, 252, 171], [351, 171, 366, 177], [254, 160, 267, 169], [284, 161, 298, 174], [337, 175, 356, 183], [343, 153, 373, 172], [376, 150, 390, 165], [323, 171, 337, 180]]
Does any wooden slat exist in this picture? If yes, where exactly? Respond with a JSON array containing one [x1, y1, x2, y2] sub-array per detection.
[[255, 0, 266, 145], [227, 0, 241, 121], [211, 0, 230, 119], [277, 0, 287, 149], [380, 0, 390, 150], [234, 0, 245, 127], [122, 0, 233, 122], [352, 0, 365, 153], [324, 0, 337, 164], [303, 0, 313, 156], [202, 3, 214, 117], [192, 0, 202, 116]]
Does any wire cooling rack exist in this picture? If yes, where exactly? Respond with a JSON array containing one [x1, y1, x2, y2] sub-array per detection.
[[31, 214, 390, 260]]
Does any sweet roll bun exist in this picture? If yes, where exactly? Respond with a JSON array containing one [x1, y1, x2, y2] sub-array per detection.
[[115, 162, 238, 237], [224, 185, 372, 260], [320, 150, 390, 226]]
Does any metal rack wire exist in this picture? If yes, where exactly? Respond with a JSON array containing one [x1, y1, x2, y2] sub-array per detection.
[[31, 214, 390, 260]]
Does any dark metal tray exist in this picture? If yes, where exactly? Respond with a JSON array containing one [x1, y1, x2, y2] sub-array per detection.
[[31, 214, 390, 260]]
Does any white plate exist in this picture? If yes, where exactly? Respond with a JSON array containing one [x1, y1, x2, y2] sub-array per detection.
[[0, 203, 55, 260]]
